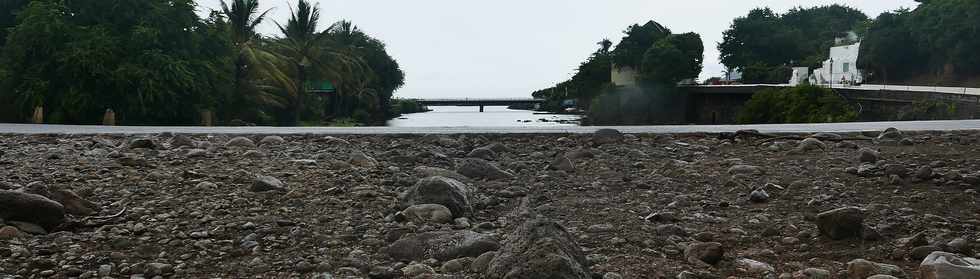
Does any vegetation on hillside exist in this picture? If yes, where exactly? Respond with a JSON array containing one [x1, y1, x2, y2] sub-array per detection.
[[0, 0, 405, 126], [859, 0, 980, 86], [736, 85, 857, 124], [532, 21, 704, 125], [719, 5, 868, 84]]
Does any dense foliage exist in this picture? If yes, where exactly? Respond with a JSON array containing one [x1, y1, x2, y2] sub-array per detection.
[[0, 0, 404, 125], [736, 85, 857, 124], [719, 5, 868, 83], [859, 0, 980, 85], [533, 20, 703, 124]]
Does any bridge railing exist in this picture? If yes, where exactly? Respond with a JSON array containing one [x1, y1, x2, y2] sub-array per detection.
[[416, 98, 545, 102]]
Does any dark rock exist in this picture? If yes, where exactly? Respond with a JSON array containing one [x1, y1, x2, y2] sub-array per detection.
[[481, 143, 512, 154], [259, 136, 286, 146], [749, 189, 770, 203], [684, 242, 725, 265], [847, 259, 905, 279], [816, 207, 865, 240], [400, 204, 453, 224], [129, 138, 157, 149], [593, 129, 624, 145], [0, 190, 66, 231], [399, 176, 475, 218], [250, 175, 285, 192], [883, 164, 910, 178], [169, 135, 195, 148], [916, 166, 934, 180], [457, 158, 514, 180], [549, 156, 575, 172], [414, 166, 469, 182], [858, 148, 880, 163], [911, 246, 943, 261], [486, 218, 591, 279], [226, 137, 256, 148], [350, 151, 379, 168], [467, 148, 497, 160], [386, 230, 500, 261]]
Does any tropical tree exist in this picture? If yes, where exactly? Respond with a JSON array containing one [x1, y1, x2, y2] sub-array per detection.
[[641, 33, 704, 85], [0, 0, 232, 124], [320, 20, 404, 121], [220, 0, 293, 123]]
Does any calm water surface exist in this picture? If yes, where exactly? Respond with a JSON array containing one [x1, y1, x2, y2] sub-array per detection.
[[386, 106, 580, 127]]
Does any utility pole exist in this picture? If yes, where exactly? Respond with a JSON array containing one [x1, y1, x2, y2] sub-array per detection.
[[829, 58, 834, 88]]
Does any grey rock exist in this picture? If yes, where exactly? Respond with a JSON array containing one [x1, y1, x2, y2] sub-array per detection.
[[883, 164, 910, 177], [846, 259, 905, 279], [349, 151, 378, 168], [858, 148, 880, 163], [481, 143, 512, 154], [471, 251, 497, 273], [0, 190, 66, 231], [816, 207, 865, 240], [399, 176, 475, 218], [457, 158, 514, 180], [440, 258, 469, 273], [798, 268, 831, 279], [414, 166, 469, 181], [258, 135, 285, 145], [916, 166, 934, 180], [400, 204, 453, 224], [467, 148, 497, 160], [911, 246, 944, 261], [736, 258, 775, 275], [749, 189, 770, 203], [129, 138, 157, 149], [593, 129, 624, 145], [8, 221, 46, 234], [946, 238, 972, 255], [387, 230, 500, 261], [486, 218, 591, 279], [225, 137, 256, 148], [169, 134, 195, 148], [401, 263, 435, 277], [684, 242, 724, 266], [919, 251, 980, 279], [549, 156, 575, 172], [250, 175, 285, 192], [796, 138, 827, 152], [728, 165, 763, 176]]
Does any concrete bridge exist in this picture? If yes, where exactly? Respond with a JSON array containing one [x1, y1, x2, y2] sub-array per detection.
[[683, 84, 980, 124], [416, 98, 545, 112]]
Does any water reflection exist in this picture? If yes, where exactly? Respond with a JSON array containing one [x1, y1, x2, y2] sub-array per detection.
[[386, 106, 580, 127]]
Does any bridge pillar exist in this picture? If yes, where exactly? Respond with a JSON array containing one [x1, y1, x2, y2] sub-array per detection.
[[479, 105, 485, 112]]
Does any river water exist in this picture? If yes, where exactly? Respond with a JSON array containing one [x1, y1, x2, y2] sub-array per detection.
[[386, 106, 581, 127]]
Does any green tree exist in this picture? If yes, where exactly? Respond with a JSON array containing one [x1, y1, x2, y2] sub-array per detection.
[[221, 0, 294, 123], [641, 33, 703, 85], [612, 21, 671, 69], [736, 85, 857, 124], [0, 0, 29, 47], [0, 0, 232, 124]]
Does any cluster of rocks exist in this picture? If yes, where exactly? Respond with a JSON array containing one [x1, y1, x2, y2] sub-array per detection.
[[0, 127, 979, 278]]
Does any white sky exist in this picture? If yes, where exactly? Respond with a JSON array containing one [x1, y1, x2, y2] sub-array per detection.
[[195, 0, 919, 98]]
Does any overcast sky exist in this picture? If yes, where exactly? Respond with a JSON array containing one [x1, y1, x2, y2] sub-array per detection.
[[196, 0, 918, 99]]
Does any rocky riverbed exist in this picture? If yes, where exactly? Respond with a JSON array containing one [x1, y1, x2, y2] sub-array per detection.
[[1, 129, 979, 278]]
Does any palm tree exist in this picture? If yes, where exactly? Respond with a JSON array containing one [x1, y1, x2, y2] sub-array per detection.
[[274, 0, 364, 125], [220, 0, 293, 122]]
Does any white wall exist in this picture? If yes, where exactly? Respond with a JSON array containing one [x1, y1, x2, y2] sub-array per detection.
[[611, 65, 639, 88], [811, 42, 863, 85]]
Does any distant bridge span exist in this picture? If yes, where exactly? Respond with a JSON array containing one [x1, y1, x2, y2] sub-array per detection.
[[415, 98, 546, 112]]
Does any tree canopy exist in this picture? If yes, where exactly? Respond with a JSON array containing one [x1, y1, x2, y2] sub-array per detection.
[[718, 5, 868, 83], [860, 0, 980, 84], [0, 0, 405, 125]]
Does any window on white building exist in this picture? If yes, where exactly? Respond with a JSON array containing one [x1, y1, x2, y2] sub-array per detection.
[[843, 63, 850, 73]]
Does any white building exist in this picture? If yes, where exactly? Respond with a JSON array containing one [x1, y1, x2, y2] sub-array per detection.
[[789, 67, 809, 85], [809, 42, 864, 85]]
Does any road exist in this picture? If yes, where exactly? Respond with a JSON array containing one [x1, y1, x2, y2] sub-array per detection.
[[3, 120, 980, 135]]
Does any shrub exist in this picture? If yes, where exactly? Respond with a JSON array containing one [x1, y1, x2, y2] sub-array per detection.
[[736, 85, 857, 124]]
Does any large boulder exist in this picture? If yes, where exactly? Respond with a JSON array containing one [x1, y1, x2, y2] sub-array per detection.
[[919, 251, 980, 279], [0, 190, 66, 231], [486, 218, 591, 279], [399, 176, 475, 218], [414, 166, 470, 182], [251, 175, 286, 192], [386, 230, 500, 261], [26, 184, 99, 216], [816, 207, 865, 240], [685, 242, 725, 266], [457, 158, 514, 180]]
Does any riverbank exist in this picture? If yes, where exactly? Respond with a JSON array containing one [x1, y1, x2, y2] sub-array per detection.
[[0, 128, 978, 277]]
